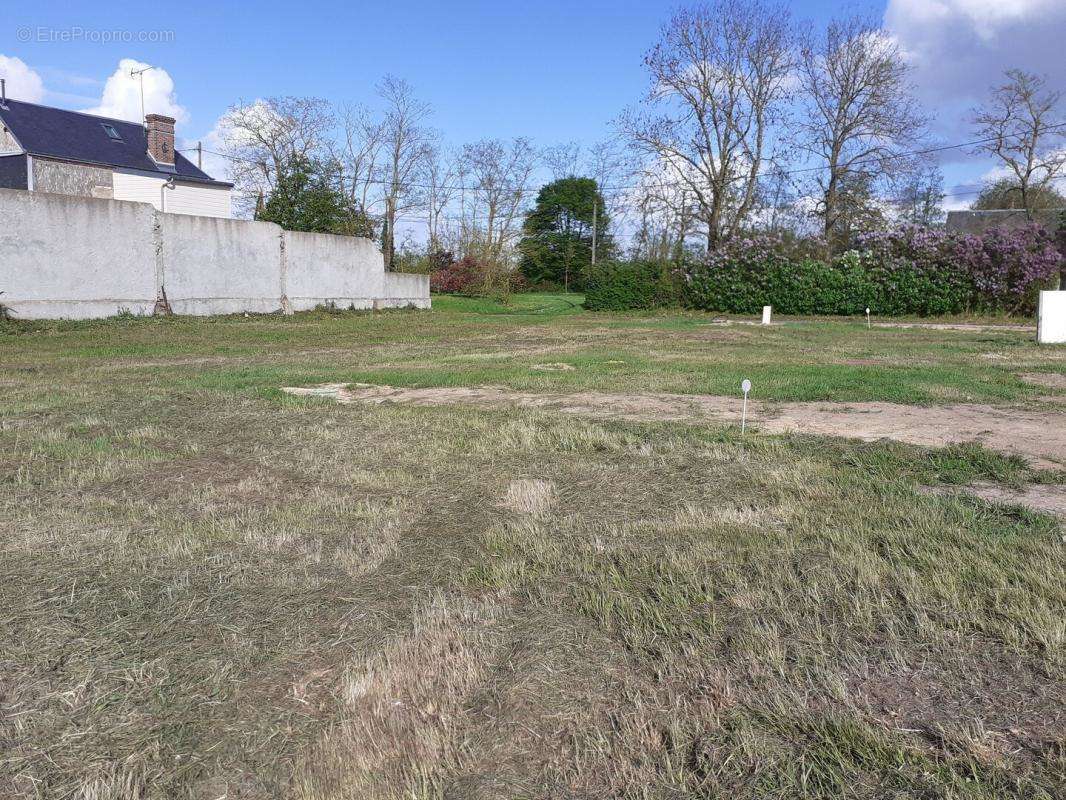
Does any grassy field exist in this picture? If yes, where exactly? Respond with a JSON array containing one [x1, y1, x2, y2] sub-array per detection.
[[1, 295, 1064, 798]]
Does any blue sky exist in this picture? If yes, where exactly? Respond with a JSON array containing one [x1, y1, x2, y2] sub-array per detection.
[[2, 0, 1064, 211]]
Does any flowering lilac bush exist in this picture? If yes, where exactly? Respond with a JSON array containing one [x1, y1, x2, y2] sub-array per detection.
[[684, 225, 1061, 316], [856, 225, 1060, 314], [853, 227, 977, 316], [969, 224, 1061, 313], [685, 235, 874, 315]]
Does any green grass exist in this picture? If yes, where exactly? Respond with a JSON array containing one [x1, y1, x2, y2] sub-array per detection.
[[1, 296, 1063, 798], [3, 293, 1059, 406]]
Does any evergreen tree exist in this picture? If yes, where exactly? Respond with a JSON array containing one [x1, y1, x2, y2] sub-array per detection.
[[518, 178, 610, 290], [256, 154, 374, 237]]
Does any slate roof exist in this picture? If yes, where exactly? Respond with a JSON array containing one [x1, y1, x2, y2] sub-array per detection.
[[0, 99, 232, 187]]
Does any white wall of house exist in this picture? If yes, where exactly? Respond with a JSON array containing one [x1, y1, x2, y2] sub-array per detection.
[[112, 168, 232, 218]]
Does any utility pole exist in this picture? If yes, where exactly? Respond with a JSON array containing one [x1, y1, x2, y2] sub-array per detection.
[[196, 141, 202, 170], [591, 197, 598, 268]]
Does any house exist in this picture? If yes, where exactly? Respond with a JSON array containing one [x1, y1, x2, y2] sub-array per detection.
[[0, 92, 233, 218]]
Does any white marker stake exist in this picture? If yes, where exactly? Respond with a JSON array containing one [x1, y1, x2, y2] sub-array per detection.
[[761, 305, 772, 325], [865, 307, 871, 329], [741, 378, 752, 434]]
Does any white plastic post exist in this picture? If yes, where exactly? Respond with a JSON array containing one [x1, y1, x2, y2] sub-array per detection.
[[865, 307, 871, 329], [761, 305, 772, 325], [741, 378, 752, 434]]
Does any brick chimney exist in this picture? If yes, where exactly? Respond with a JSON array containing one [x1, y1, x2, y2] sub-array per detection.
[[145, 114, 176, 166]]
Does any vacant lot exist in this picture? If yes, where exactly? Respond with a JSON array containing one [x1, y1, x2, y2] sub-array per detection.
[[1, 295, 1064, 799]]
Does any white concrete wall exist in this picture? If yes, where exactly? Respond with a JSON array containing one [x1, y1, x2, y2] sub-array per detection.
[[1038, 291, 1066, 344], [284, 230, 386, 311], [0, 188, 430, 319], [113, 169, 233, 219], [382, 272, 432, 309], [160, 214, 283, 315], [0, 189, 156, 318]]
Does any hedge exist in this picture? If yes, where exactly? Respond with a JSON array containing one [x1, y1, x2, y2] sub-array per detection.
[[683, 226, 1061, 316], [584, 260, 677, 311]]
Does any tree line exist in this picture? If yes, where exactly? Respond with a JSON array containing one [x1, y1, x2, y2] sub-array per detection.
[[218, 1, 1065, 290]]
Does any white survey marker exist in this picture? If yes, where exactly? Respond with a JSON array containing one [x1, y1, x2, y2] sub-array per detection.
[[741, 379, 752, 434], [761, 306, 772, 325]]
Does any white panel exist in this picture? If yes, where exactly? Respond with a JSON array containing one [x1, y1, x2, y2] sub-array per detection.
[[165, 183, 232, 218], [1038, 291, 1066, 345], [112, 169, 232, 218], [112, 170, 165, 208]]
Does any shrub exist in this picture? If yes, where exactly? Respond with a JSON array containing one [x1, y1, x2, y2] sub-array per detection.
[[395, 247, 454, 275], [853, 228, 975, 316], [685, 235, 875, 315], [430, 257, 486, 295], [685, 226, 1061, 316], [969, 224, 1061, 313], [584, 260, 678, 311]]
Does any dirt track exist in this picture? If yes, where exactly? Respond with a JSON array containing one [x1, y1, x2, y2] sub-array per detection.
[[283, 383, 1066, 469]]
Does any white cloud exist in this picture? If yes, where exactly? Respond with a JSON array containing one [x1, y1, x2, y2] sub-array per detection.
[[885, 0, 1066, 140], [178, 116, 232, 183], [894, 0, 1060, 40], [83, 58, 188, 124], [0, 54, 45, 103]]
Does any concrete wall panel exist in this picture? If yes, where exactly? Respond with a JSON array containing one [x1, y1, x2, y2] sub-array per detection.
[[0, 188, 156, 318], [284, 230, 386, 311], [382, 273, 432, 309], [160, 214, 283, 315], [0, 188, 429, 319]]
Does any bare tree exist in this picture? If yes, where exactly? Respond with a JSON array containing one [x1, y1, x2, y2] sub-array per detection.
[[378, 76, 433, 269], [459, 137, 538, 264], [971, 69, 1066, 219], [332, 103, 385, 228], [758, 163, 809, 235], [891, 163, 945, 227], [542, 142, 582, 181], [219, 96, 334, 217], [621, 0, 794, 251], [423, 142, 459, 252], [627, 158, 698, 261], [585, 138, 634, 233], [796, 16, 927, 250]]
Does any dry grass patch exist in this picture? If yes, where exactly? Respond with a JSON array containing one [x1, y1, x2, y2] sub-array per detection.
[[501, 478, 557, 516], [293, 592, 508, 799], [3, 303, 1065, 798]]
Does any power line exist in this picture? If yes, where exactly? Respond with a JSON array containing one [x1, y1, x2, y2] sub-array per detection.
[[179, 120, 1066, 196]]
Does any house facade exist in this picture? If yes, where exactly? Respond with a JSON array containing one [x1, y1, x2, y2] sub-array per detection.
[[0, 97, 232, 218]]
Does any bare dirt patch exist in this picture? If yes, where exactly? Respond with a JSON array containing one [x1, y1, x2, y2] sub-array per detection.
[[848, 648, 1066, 761], [531, 362, 576, 372], [924, 482, 1066, 520], [283, 383, 1066, 468], [1019, 372, 1066, 390], [872, 321, 1034, 332]]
